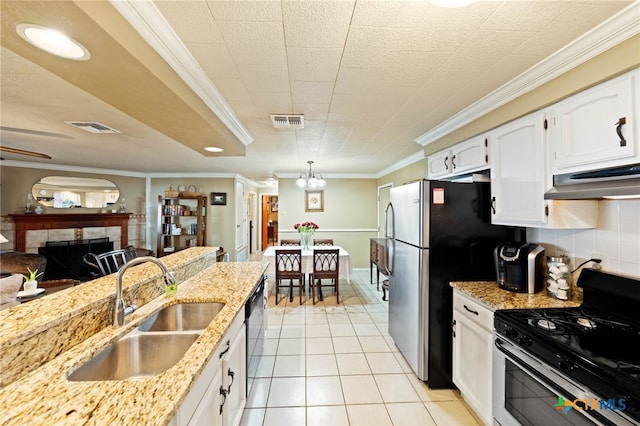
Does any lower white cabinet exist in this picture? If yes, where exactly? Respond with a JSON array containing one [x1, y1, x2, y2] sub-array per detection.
[[224, 325, 247, 426], [452, 290, 494, 426], [172, 308, 246, 426]]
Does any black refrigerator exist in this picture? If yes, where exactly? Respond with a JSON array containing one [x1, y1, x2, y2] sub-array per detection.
[[386, 179, 521, 389]]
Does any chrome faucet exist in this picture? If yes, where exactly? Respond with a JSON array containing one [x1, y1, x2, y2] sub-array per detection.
[[114, 256, 176, 327]]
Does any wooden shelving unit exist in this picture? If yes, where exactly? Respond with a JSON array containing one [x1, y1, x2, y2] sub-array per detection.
[[157, 195, 206, 256]]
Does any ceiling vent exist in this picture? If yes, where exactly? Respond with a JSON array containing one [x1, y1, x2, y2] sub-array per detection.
[[65, 121, 121, 134], [270, 114, 304, 129]]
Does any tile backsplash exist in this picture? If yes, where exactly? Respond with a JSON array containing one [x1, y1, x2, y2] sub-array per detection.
[[528, 199, 640, 280]]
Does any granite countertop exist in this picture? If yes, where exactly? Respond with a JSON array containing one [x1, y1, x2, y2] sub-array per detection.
[[450, 281, 582, 311], [0, 259, 267, 425]]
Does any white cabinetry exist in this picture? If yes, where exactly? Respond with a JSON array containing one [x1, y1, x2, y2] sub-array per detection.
[[428, 135, 489, 179], [452, 290, 494, 426], [549, 69, 639, 174], [489, 111, 597, 228], [172, 308, 246, 426]]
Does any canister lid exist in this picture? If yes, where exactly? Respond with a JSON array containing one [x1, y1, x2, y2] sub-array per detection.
[[548, 255, 570, 263]]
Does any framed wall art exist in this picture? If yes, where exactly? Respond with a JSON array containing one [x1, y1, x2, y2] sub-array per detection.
[[270, 196, 278, 212], [305, 190, 324, 212], [210, 192, 227, 205]]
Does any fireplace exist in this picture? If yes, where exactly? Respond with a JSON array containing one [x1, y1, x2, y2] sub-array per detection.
[[39, 237, 114, 281], [9, 213, 130, 252]]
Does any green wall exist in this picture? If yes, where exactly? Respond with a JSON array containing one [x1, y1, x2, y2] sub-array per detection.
[[149, 178, 237, 260], [0, 166, 145, 215], [275, 178, 378, 268]]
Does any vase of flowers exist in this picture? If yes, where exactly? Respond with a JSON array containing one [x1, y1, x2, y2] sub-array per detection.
[[294, 221, 319, 250]]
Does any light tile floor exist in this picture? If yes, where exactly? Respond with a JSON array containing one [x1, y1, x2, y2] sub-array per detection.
[[240, 267, 480, 426]]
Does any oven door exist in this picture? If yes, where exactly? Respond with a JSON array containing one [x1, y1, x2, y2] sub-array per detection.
[[492, 335, 635, 426]]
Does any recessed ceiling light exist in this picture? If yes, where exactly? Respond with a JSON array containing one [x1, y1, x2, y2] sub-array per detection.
[[16, 24, 90, 61], [429, 0, 477, 7], [204, 146, 224, 153]]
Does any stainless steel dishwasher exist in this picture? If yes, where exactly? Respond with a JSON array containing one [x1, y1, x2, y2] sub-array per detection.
[[245, 276, 265, 396]]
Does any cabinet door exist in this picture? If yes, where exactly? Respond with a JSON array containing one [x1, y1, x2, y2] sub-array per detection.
[[452, 309, 493, 426], [427, 149, 452, 178], [550, 70, 638, 173], [451, 136, 488, 175], [490, 112, 548, 225], [189, 367, 224, 426], [223, 325, 247, 426]]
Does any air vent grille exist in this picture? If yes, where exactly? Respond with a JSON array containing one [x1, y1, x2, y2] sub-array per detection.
[[270, 114, 304, 129], [65, 121, 121, 134]]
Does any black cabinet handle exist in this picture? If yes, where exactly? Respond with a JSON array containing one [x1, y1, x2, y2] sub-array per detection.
[[616, 117, 627, 147], [451, 155, 457, 169], [219, 339, 230, 358], [219, 387, 228, 414], [490, 197, 496, 214], [451, 319, 456, 338], [227, 368, 235, 393], [464, 305, 479, 316], [444, 156, 449, 171]]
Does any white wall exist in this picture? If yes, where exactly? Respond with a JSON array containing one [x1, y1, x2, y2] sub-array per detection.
[[528, 199, 640, 280]]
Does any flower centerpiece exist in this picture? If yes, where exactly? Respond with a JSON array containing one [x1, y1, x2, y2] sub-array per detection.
[[294, 221, 319, 250]]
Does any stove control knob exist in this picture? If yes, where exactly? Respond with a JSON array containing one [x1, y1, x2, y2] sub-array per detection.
[[505, 327, 518, 339], [557, 359, 576, 371], [516, 336, 532, 347]]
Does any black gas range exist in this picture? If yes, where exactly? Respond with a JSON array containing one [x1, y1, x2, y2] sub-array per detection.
[[493, 269, 640, 426]]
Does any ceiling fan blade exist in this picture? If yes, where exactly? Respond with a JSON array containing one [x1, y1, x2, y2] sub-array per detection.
[[0, 146, 52, 159]]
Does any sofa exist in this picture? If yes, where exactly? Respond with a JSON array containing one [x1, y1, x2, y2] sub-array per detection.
[[0, 251, 47, 279]]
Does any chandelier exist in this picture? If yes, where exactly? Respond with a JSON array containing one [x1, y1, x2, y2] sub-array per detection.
[[296, 161, 326, 189]]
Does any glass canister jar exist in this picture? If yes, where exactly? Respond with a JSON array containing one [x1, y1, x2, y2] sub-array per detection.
[[547, 255, 572, 300]]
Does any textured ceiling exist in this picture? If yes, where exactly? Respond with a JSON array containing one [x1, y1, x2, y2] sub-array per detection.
[[0, 0, 635, 183]]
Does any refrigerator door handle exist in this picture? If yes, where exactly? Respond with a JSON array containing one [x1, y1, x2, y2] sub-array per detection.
[[384, 202, 394, 275]]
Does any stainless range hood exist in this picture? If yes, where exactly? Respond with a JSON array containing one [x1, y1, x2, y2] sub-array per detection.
[[544, 164, 640, 200]]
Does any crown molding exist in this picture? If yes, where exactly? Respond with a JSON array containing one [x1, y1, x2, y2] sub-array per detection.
[[375, 151, 426, 178], [110, 0, 253, 146], [415, 2, 640, 147]]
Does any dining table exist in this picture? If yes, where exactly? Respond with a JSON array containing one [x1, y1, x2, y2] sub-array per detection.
[[261, 245, 352, 284]]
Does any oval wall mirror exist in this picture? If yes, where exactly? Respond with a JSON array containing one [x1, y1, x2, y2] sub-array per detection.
[[32, 176, 120, 209]]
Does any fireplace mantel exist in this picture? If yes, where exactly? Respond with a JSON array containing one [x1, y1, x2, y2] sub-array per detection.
[[9, 213, 130, 252]]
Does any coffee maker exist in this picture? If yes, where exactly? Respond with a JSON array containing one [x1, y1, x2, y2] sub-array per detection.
[[494, 243, 545, 293]]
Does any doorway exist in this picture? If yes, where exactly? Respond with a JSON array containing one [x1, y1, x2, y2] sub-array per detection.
[[261, 195, 278, 251], [378, 183, 392, 237]]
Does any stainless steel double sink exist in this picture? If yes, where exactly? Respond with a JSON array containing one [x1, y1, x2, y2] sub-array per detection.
[[68, 302, 225, 381]]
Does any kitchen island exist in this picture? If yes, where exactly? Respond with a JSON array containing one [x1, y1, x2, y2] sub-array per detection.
[[0, 247, 267, 425]]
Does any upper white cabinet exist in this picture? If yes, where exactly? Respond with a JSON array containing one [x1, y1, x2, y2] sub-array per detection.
[[490, 111, 547, 225], [428, 135, 489, 179], [548, 69, 639, 174], [489, 111, 597, 228]]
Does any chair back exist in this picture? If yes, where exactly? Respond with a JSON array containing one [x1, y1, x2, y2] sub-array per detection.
[[313, 239, 333, 246], [275, 249, 303, 279], [83, 246, 138, 277], [280, 239, 300, 246], [312, 249, 339, 279]]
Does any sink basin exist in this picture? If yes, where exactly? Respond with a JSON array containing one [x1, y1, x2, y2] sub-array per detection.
[[138, 302, 225, 332], [67, 333, 199, 381]]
